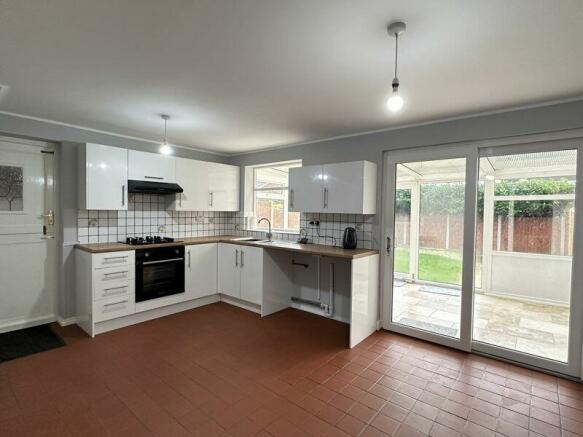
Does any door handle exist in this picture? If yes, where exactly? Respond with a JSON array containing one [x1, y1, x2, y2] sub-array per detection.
[[122, 185, 125, 207], [323, 188, 326, 208], [386, 236, 391, 255], [235, 249, 239, 267], [40, 210, 55, 225], [179, 193, 182, 208], [240, 250, 244, 268], [144, 176, 164, 180], [188, 250, 191, 268], [290, 189, 294, 208]]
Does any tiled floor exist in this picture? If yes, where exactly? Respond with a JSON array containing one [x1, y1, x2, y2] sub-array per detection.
[[1, 303, 582, 437], [393, 282, 569, 362]]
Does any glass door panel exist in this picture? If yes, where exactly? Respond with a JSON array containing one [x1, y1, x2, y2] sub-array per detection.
[[390, 158, 466, 340], [473, 150, 577, 364]]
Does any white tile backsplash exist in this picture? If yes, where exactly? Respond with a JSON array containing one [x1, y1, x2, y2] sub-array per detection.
[[78, 194, 377, 249]]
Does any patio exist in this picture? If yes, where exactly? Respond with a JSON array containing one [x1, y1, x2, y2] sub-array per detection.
[[392, 281, 569, 362]]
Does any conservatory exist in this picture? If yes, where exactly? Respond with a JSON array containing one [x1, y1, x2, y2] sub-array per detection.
[[391, 150, 576, 362]]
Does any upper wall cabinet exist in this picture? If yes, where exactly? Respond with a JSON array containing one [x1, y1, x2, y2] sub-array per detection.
[[289, 161, 377, 214], [128, 150, 175, 183], [78, 143, 128, 210], [208, 162, 239, 211], [171, 159, 240, 212]]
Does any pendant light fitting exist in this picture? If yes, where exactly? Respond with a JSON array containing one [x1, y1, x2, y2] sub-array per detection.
[[159, 114, 172, 155], [386, 20, 406, 112]]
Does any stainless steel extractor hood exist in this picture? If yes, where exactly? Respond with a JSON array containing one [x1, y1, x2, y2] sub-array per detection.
[[128, 179, 183, 194]]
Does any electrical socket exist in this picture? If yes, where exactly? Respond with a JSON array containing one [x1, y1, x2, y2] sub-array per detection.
[[309, 220, 320, 227]]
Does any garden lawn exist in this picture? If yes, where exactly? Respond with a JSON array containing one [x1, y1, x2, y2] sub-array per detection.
[[394, 247, 462, 285]]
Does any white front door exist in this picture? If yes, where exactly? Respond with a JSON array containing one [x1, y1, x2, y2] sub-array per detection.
[[0, 137, 57, 333]]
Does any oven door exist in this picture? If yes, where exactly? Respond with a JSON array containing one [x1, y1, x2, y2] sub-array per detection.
[[136, 247, 185, 302]]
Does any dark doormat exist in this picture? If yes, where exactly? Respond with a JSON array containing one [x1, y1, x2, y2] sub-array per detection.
[[0, 324, 65, 363]]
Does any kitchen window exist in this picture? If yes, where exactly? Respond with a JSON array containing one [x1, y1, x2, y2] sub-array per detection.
[[252, 161, 301, 233]]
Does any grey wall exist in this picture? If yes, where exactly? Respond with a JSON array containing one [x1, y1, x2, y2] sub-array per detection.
[[228, 99, 583, 255], [2, 100, 583, 321], [0, 112, 228, 320]]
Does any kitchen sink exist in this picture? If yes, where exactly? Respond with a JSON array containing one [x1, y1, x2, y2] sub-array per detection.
[[232, 237, 269, 242]]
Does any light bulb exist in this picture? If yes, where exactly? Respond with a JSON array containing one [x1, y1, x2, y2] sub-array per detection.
[[387, 93, 404, 112], [159, 143, 173, 155]]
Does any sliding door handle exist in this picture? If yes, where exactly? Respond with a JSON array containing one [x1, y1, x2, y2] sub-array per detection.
[[386, 236, 391, 255]]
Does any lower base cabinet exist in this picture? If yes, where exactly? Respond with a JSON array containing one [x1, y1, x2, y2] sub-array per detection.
[[218, 243, 263, 305], [185, 243, 218, 299]]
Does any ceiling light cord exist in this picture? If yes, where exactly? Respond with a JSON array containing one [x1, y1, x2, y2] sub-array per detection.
[[163, 117, 168, 144], [392, 33, 399, 92]]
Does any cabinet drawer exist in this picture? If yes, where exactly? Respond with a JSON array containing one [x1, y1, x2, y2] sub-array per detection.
[[93, 251, 134, 269], [93, 265, 135, 284], [94, 295, 135, 322], [94, 279, 134, 301]]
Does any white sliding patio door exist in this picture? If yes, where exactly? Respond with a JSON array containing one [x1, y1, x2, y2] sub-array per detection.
[[382, 138, 583, 377], [382, 146, 478, 352], [472, 142, 583, 377]]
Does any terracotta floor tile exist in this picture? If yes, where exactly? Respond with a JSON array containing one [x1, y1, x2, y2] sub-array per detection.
[[371, 413, 400, 435], [336, 414, 367, 436], [1, 304, 581, 437]]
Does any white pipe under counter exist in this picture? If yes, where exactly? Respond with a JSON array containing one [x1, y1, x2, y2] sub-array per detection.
[[259, 247, 380, 348]]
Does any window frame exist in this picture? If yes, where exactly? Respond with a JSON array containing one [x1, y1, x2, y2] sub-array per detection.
[[251, 160, 302, 233]]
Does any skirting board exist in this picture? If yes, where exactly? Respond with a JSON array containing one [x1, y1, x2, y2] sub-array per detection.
[[219, 295, 261, 314], [94, 294, 220, 335], [0, 314, 56, 334], [58, 317, 78, 327]]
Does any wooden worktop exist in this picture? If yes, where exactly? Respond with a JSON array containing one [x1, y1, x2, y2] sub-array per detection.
[[76, 235, 378, 259]]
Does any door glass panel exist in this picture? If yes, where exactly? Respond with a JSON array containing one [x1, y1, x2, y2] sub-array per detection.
[[391, 158, 466, 338], [0, 165, 23, 211], [473, 150, 576, 363]]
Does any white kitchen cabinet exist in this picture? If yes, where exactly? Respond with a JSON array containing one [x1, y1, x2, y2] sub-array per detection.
[[128, 149, 175, 183], [185, 243, 218, 300], [289, 166, 324, 213], [239, 245, 263, 305], [78, 143, 128, 210], [173, 158, 211, 211], [170, 160, 239, 211], [218, 243, 263, 304], [208, 163, 240, 211], [288, 161, 376, 214], [218, 243, 240, 298]]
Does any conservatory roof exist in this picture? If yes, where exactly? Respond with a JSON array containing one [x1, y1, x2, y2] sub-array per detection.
[[397, 150, 577, 182]]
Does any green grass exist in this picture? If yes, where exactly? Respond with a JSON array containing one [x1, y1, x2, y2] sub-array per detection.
[[394, 247, 462, 285]]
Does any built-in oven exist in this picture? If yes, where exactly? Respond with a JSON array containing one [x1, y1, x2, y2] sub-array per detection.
[[135, 246, 185, 302]]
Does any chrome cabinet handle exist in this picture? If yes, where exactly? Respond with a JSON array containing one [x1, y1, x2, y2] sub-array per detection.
[[290, 189, 294, 208], [103, 299, 128, 307], [210, 192, 214, 207], [188, 250, 191, 268], [122, 185, 125, 206], [241, 250, 244, 268], [103, 270, 128, 277], [144, 176, 164, 180], [235, 249, 239, 267], [179, 193, 182, 207], [104, 256, 127, 261], [323, 187, 329, 208]]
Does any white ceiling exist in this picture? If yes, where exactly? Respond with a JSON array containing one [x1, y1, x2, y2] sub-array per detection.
[[0, 0, 582, 154]]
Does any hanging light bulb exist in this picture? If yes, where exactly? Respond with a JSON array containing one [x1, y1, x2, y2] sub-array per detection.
[[159, 114, 173, 155], [386, 21, 406, 113]]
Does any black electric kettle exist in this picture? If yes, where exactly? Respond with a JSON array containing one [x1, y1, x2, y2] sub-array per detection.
[[342, 227, 357, 249]]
